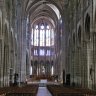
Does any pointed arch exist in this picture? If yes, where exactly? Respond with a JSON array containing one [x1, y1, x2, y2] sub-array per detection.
[[85, 13, 90, 40], [78, 25, 81, 44], [0, 19, 1, 36], [95, 8, 96, 24], [95, 8, 96, 30], [0, 9, 2, 37], [25, 0, 62, 17], [73, 33, 75, 45]]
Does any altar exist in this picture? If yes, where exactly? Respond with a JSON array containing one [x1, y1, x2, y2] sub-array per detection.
[[39, 79, 47, 87]]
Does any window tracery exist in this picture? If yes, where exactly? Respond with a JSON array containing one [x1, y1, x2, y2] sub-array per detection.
[[31, 23, 54, 47]]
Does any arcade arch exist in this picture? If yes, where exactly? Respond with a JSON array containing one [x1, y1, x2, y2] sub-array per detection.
[[78, 26, 81, 44], [85, 14, 90, 41]]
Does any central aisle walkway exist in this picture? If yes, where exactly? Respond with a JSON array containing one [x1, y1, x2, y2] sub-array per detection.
[[37, 87, 52, 96]]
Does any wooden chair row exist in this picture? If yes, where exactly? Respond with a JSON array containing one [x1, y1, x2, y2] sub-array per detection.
[[47, 85, 96, 96], [0, 84, 38, 96]]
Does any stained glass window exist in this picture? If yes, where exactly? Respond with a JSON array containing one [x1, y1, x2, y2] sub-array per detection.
[[39, 49, 45, 56], [31, 24, 54, 47]]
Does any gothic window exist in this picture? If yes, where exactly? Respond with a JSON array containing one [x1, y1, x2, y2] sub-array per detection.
[[31, 29, 34, 45], [85, 14, 90, 40], [34, 28, 39, 46], [34, 49, 38, 55], [31, 23, 54, 47], [51, 65, 54, 75], [46, 29, 50, 46], [51, 29, 54, 46], [95, 9, 96, 23], [39, 49, 45, 56], [34, 50, 36, 55], [40, 29, 44, 46], [30, 66, 33, 75], [46, 50, 51, 56], [78, 26, 81, 44], [73, 33, 75, 45], [0, 20, 2, 36]]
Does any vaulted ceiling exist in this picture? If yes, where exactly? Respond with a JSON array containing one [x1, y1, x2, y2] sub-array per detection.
[[23, 0, 65, 27]]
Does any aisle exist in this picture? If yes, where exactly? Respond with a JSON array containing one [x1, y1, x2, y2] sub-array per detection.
[[37, 87, 52, 96]]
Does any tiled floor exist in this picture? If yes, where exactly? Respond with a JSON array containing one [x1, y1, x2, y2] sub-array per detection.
[[37, 87, 52, 96]]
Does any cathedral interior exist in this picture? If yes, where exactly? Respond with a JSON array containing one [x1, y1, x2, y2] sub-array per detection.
[[0, 0, 96, 96]]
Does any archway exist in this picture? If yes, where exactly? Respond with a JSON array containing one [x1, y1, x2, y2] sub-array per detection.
[[34, 60, 38, 75], [30, 60, 33, 76], [85, 14, 90, 41], [85, 13, 92, 88], [73, 33, 75, 45], [31, 19, 55, 77], [45, 60, 50, 76], [40, 60, 45, 75], [95, 9, 96, 30], [78, 26, 81, 44], [51, 61, 54, 75], [26, 0, 64, 83], [0, 19, 1, 36]]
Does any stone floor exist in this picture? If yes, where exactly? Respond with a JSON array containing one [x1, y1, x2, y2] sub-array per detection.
[[37, 87, 52, 96]]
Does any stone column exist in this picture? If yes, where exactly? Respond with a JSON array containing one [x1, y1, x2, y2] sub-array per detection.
[[92, 32, 96, 89], [15, 1, 22, 85], [20, 17, 27, 83], [0, 39, 3, 87], [81, 40, 88, 88]]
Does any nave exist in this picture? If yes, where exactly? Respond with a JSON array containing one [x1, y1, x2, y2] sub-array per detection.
[[0, 83, 96, 96], [37, 87, 52, 96], [0, 0, 96, 95]]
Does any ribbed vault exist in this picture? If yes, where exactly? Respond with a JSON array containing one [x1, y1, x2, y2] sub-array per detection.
[[24, 0, 63, 28]]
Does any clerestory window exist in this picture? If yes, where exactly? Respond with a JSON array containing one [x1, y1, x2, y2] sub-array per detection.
[[31, 23, 54, 47]]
